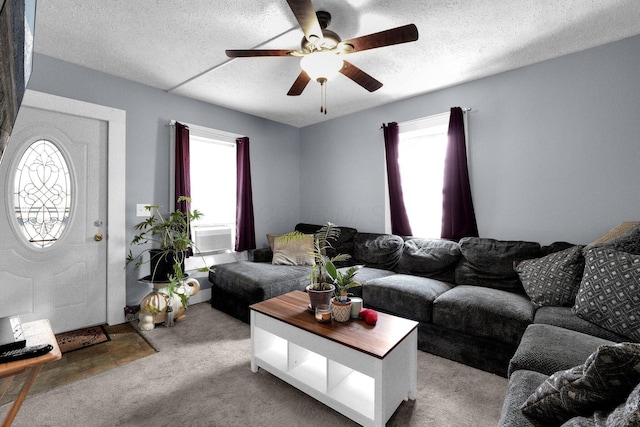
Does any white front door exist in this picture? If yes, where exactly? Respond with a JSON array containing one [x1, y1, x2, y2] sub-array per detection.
[[0, 94, 116, 333]]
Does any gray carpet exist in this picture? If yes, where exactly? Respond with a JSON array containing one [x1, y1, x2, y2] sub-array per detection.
[[1, 303, 507, 426]]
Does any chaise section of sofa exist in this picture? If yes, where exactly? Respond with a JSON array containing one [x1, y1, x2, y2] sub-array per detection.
[[499, 222, 640, 426], [210, 261, 311, 322]]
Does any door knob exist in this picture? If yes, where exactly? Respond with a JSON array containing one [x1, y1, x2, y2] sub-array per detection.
[[94, 233, 104, 242]]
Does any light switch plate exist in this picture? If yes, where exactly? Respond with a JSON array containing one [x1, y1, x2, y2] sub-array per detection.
[[136, 204, 151, 217]]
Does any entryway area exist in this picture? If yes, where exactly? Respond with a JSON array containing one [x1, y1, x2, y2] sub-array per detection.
[[0, 90, 126, 333]]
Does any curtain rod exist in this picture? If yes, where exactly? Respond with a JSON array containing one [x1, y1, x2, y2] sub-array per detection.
[[169, 120, 244, 141], [396, 107, 472, 128]]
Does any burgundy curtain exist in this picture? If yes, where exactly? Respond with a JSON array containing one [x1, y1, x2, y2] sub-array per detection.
[[441, 107, 478, 240], [174, 122, 193, 256], [383, 122, 413, 236], [235, 137, 256, 251], [175, 122, 191, 212]]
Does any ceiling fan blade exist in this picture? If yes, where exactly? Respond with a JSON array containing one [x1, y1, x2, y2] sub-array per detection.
[[339, 61, 383, 92], [341, 24, 418, 53], [226, 49, 294, 58], [286, 0, 323, 42], [287, 70, 311, 96]]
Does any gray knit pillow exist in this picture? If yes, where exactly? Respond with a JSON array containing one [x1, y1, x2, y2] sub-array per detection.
[[515, 246, 585, 308]]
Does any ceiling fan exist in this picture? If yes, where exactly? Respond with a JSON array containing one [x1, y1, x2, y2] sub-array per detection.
[[225, 0, 419, 112]]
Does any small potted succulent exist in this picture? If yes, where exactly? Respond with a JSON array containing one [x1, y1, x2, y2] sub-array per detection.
[[327, 264, 362, 322]]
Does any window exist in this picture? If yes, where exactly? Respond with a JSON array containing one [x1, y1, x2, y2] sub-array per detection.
[[170, 122, 240, 259], [14, 139, 71, 248], [397, 113, 450, 238], [188, 134, 236, 229]]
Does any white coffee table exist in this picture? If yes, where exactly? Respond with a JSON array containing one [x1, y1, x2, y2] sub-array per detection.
[[250, 291, 418, 427]]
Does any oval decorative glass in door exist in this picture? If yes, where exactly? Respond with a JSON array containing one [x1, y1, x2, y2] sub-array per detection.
[[14, 139, 72, 248]]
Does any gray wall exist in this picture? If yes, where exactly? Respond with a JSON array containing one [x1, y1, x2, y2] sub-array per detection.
[[22, 33, 640, 305], [300, 34, 640, 246], [27, 54, 302, 305]]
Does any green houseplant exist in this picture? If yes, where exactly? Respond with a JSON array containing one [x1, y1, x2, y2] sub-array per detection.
[[126, 196, 208, 307], [306, 223, 351, 310], [327, 264, 362, 322]]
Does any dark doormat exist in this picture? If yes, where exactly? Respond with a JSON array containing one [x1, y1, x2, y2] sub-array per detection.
[[55, 325, 111, 354]]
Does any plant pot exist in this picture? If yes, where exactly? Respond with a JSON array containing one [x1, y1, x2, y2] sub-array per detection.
[[331, 299, 352, 322], [149, 249, 185, 282], [306, 284, 335, 310]]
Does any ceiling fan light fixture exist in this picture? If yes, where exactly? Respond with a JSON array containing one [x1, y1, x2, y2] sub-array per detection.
[[300, 52, 343, 81]]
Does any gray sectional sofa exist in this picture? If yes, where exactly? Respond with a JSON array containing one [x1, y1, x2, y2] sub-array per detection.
[[209, 222, 640, 426]]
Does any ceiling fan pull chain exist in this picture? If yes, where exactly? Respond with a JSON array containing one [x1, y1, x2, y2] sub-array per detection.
[[318, 77, 327, 114]]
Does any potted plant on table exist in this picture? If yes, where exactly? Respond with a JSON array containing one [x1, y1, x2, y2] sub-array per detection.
[[327, 264, 362, 322], [126, 196, 209, 311], [307, 223, 351, 310]]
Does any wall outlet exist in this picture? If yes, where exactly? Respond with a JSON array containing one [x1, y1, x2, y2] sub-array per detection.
[[136, 204, 151, 217]]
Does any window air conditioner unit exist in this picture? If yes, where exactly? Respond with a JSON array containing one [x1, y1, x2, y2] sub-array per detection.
[[193, 226, 233, 253]]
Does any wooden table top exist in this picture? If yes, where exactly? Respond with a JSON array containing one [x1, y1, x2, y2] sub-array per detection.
[[0, 319, 61, 378], [250, 291, 418, 359]]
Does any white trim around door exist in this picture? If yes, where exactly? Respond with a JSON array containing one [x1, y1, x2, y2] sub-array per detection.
[[21, 90, 127, 325]]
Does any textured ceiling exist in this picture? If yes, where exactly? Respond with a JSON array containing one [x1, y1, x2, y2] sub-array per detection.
[[33, 0, 640, 128]]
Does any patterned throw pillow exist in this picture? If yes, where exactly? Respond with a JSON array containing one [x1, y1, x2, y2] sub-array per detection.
[[272, 231, 314, 266], [515, 245, 585, 308], [561, 378, 640, 426], [605, 381, 640, 426], [572, 247, 640, 341], [521, 343, 640, 425]]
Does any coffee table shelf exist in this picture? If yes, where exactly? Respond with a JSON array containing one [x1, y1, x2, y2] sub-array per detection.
[[250, 291, 417, 427]]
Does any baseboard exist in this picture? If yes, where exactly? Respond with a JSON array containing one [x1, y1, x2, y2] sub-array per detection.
[[188, 288, 211, 305]]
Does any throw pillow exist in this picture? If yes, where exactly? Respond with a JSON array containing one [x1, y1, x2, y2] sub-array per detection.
[[272, 231, 314, 266], [515, 245, 585, 308], [521, 343, 640, 425], [266, 233, 281, 251], [606, 381, 640, 426], [572, 247, 640, 341], [561, 381, 640, 426], [588, 223, 640, 256]]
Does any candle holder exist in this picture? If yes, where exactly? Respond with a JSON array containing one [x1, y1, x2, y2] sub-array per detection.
[[350, 297, 363, 318], [315, 304, 332, 323]]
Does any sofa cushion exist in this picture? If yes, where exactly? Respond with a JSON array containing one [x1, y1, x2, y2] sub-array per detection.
[[515, 245, 585, 308], [508, 324, 615, 377], [534, 306, 627, 342], [520, 342, 640, 425], [572, 247, 640, 341], [295, 223, 358, 263], [498, 369, 549, 427], [432, 285, 535, 346], [272, 231, 315, 266], [363, 274, 453, 322], [395, 238, 460, 282], [211, 261, 311, 301], [455, 237, 541, 292], [353, 233, 404, 270]]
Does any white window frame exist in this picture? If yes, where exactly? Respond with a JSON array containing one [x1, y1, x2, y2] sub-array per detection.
[[169, 121, 246, 269], [385, 112, 451, 237]]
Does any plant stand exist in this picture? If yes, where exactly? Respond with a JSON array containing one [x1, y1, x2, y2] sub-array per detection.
[[137, 278, 200, 330]]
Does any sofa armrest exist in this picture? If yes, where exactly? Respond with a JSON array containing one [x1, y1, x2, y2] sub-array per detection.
[[253, 248, 273, 263]]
